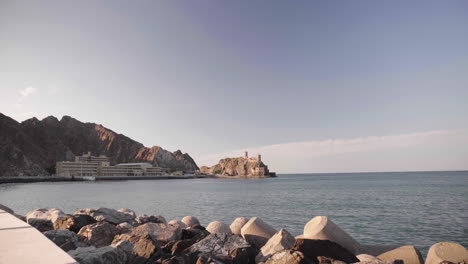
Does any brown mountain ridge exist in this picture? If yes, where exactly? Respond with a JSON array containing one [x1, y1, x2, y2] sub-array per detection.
[[0, 113, 198, 176]]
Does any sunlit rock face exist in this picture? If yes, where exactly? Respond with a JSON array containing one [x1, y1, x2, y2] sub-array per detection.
[[0, 113, 198, 176]]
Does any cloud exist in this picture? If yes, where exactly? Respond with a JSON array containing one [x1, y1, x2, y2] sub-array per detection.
[[20, 86, 37, 97], [195, 129, 468, 173]]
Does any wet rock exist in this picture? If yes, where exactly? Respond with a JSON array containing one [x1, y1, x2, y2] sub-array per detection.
[[43, 229, 87, 252], [182, 216, 200, 227], [182, 225, 210, 241], [185, 233, 254, 263], [68, 241, 131, 264], [230, 217, 248, 235], [206, 221, 232, 235], [292, 239, 359, 263], [136, 214, 167, 225], [27, 218, 53, 232], [425, 242, 468, 264], [377, 245, 423, 264], [131, 222, 182, 243], [74, 207, 136, 225], [26, 208, 67, 223], [241, 217, 277, 249], [53, 214, 97, 233], [256, 228, 296, 263], [113, 232, 161, 262], [264, 250, 308, 264], [78, 221, 120, 247]]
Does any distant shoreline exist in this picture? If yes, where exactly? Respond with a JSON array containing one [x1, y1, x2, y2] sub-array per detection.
[[0, 175, 215, 184]]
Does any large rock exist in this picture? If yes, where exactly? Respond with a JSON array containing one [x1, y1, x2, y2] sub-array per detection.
[[168, 219, 188, 229], [302, 216, 360, 254], [53, 214, 97, 233], [377, 245, 423, 264], [256, 229, 296, 263], [182, 225, 210, 242], [131, 223, 182, 243], [241, 217, 277, 249], [206, 221, 232, 235], [74, 207, 136, 225], [68, 241, 132, 264], [27, 218, 53, 232], [185, 233, 255, 263], [43, 229, 87, 252], [425, 242, 468, 264], [265, 250, 308, 264], [292, 239, 359, 263], [181, 216, 200, 227], [26, 208, 67, 223], [113, 233, 161, 262], [356, 254, 404, 264], [78, 221, 120, 247], [136, 214, 167, 225], [230, 217, 248, 235]]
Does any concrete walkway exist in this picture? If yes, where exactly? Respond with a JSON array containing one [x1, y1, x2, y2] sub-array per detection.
[[0, 209, 78, 264]]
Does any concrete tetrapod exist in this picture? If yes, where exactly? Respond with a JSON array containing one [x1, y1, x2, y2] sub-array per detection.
[[301, 216, 361, 254], [425, 242, 468, 264], [241, 217, 277, 249], [230, 217, 248, 235], [377, 245, 423, 264]]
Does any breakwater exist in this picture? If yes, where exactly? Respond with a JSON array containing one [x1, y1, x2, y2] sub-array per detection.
[[1, 204, 466, 264]]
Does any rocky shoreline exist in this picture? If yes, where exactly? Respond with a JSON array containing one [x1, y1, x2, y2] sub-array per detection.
[[0, 204, 466, 264]]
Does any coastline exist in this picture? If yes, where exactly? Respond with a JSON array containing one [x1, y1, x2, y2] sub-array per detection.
[[0, 175, 215, 184]]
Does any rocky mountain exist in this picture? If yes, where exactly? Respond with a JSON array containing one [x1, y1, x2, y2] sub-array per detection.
[[0, 113, 199, 176], [200, 153, 275, 178]]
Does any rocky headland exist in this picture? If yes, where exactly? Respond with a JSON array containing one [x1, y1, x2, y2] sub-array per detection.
[[0, 113, 198, 176], [200, 152, 276, 178], [2, 204, 466, 264]]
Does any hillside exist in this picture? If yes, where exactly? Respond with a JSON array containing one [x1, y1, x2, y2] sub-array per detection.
[[0, 113, 198, 176]]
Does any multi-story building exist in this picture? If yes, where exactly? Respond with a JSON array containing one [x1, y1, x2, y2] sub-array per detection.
[[56, 152, 164, 177]]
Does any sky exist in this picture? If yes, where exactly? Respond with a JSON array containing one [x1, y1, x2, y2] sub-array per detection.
[[1, 0, 467, 172]]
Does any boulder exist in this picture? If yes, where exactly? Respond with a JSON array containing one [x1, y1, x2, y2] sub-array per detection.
[[206, 221, 232, 235], [357, 254, 383, 262], [113, 232, 161, 262], [118, 208, 136, 218], [171, 239, 196, 255], [117, 222, 134, 230], [302, 216, 360, 254], [185, 233, 255, 263], [78, 221, 120, 247], [292, 239, 359, 263], [0, 203, 14, 214], [26, 208, 67, 223], [53, 214, 97, 233], [131, 223, 182, 243], [182, 225, 210, 242], [74, 207, 136, 225], [68, 241, 131, 264], [43, 229, 87, 252], [265, 250, 308, 264], [230, 217, 248, 235], [425, 242, 468, 264], [168, 219, 188, 229], [256, 228, 296, 263], [27, 218, 53, 232], [377, 245, 423, 264], [241, 217, 277, 249], [181, 216, 200, 227], [136, 214, 167, 225]]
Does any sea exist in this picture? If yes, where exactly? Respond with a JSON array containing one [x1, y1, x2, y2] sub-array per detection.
[[1, 171, 467, 255]]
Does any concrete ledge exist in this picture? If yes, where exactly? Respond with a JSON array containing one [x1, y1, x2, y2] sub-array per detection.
[[0, 209, 78, 264]]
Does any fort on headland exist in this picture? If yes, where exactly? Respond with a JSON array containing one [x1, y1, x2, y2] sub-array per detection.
[[200, 151, 276, 178]]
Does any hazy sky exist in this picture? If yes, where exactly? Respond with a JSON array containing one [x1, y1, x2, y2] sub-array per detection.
[[1, 0, 467, 172]]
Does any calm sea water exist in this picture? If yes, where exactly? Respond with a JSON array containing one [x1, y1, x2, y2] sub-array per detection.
[[1, 171, 467, 255]]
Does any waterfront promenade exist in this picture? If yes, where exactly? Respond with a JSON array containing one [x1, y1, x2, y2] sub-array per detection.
[[0, 209, 77, 264]]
